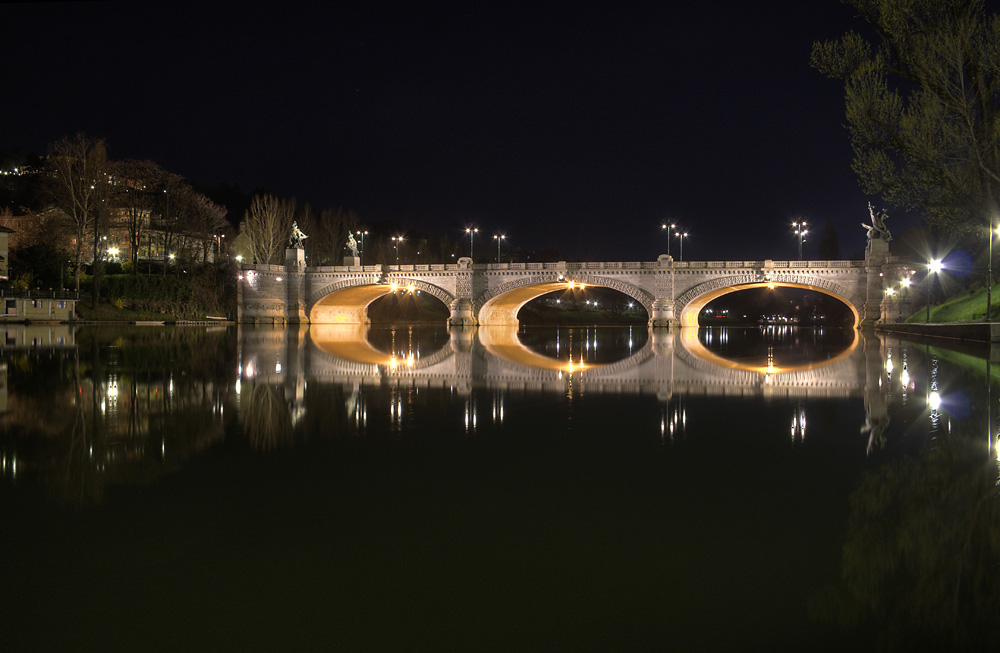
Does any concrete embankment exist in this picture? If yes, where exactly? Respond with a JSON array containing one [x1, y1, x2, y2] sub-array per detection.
[[877, 322, 1000, 343]]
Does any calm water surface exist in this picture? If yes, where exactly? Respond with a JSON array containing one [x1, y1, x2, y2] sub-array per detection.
[[1, 323, 998, 651]]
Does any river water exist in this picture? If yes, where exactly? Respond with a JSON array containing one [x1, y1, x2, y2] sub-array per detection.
[[1, 323, 998, 650]]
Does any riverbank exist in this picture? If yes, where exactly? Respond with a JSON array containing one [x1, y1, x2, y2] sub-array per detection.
[[877, 321, 1000, 343]]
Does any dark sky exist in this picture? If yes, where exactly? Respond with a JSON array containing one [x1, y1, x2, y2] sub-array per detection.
[[3, 1, 884, 261]]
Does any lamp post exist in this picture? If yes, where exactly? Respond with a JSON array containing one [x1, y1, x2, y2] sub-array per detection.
[[391, 235, 404, 266], [493, 233, 506, 262], [465, 227, 478, 259], [899, 276, 911, 321], [792, 220, 807, 260], [988, 223, 1000, 322], [356, 229, 368, 266], [675, 231, 689, 262], [661, 222, 676, 258], [926, 258, 943, 323]]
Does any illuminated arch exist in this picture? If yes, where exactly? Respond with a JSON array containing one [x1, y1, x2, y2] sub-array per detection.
[[307, 279, 454, 324], [475, 275, 654, 326], [675, 277, 862, 328]]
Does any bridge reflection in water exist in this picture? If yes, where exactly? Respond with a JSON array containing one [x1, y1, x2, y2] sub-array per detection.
[[238, 324, 889, 448]]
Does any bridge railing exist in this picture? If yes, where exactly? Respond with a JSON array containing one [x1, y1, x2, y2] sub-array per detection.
[[251, 259, 869, 274], [672, 259, 865, 269]]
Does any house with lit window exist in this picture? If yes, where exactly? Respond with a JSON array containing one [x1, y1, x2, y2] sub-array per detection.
[[0, 224, 12, 280]]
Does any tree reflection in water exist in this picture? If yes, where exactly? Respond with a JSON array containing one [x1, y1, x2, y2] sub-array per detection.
[[241, 382, 294, 451], [814, 433, 1000, 649], [0, 325, 234, 505]]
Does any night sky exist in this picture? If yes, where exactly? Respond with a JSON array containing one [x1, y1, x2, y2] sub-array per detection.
[[3, 2, 887, 261]]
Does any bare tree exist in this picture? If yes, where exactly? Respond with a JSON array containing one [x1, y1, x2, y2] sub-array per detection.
[[308, 206, 358, 265], [46, 134, 109, 293], [240, 194, 295, 264], [156, 173, 194, 275], [112, 159, 164, 273], [186, 192, 229, 263]]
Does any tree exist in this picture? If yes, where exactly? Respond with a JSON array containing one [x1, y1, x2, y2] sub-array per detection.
[[156, 173, 194, 276], [112, 159, 165, 272], [307, 206, 358, 265], [185, 193, 229, 264], [818, 219, 842, 259], [240, 194, 295, 265], [811, 0, 1000, 241], [45, 134, 110, 293]]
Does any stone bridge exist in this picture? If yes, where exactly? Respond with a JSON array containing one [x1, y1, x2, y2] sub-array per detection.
[[238, 239, 911, 328]]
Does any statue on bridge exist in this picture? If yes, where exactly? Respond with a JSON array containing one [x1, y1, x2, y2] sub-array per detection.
[[346, 232, 359, 257], [862, 203, 891, 243], [289, 221, 308, 249]]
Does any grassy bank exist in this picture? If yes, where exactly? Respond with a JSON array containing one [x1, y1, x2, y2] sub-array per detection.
[[903, 284, 993, 323]]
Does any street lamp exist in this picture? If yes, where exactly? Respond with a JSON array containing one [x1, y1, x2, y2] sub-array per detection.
[[792, 220, 808, 260], [356, 229, 368, 266], [675, 231, 689, 261], [465, 227, 479, 259], [926, 258, 943, 323], [900, 276, 911, 321], [988, 223, 1000, 322], [391, 235, 404, 266], [661, 222, 676, 258], [493, 233, 506, 262]]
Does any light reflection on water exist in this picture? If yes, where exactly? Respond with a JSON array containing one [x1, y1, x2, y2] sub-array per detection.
[[0, 323, 998, 649]]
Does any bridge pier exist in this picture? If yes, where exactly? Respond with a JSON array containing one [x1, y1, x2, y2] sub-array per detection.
[[648, 298, 677, 328], [649, 254, 677, 328], [448, 298, 477, 326]]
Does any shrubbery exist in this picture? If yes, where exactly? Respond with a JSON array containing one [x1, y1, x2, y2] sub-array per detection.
[[85, 263, 237, 319]]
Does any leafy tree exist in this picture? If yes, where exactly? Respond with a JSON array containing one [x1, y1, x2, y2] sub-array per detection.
[[811, 0, 1000, 241]]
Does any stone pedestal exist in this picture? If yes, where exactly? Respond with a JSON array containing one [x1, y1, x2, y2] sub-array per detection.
[[343, 255, 361, 267], [862, 237, 890, 326], [286, 247, 305, 268]]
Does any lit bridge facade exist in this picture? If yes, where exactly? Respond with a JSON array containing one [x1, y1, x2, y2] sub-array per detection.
[[238, 240, 908, 328]]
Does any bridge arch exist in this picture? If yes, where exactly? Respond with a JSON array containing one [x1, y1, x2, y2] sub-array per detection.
[[675, 275, 863, 328], [475, 275, 654, 326], [307, 278, 454, 324]]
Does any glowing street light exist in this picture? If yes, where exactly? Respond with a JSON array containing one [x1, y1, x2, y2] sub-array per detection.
[[675, 231, 689, 261], [356, 229, 368, 266], [493, 233, 506, 262], [391, 235, 404, 266], [661, 222, 676, 258], [899, 274, 912, 321], [465, 227, 479, 259], [926, 258, 943, 323], [792, 220, 808, 260]]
